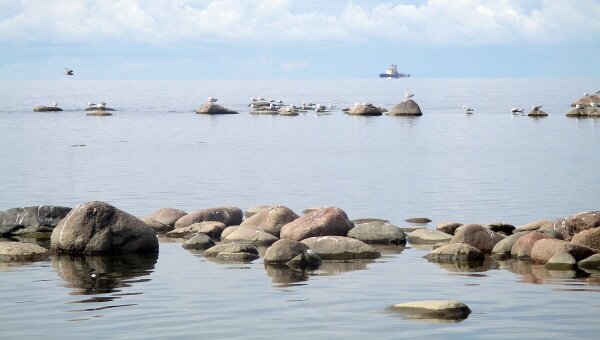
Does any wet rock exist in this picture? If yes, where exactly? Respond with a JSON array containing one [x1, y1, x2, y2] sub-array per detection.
[[301, 236, 380, 260], [389, 300, 471, 321], [174, 206, 243, 229], [404, 217, 432, 224], [241, 205, 299, 237], [244, 205, 273, 218], [204, 242, 258, 257], [0, 205, 72, 235], [450, 224, 505, 253], [531, 239, 596, 264], [408, 228, 452, 244], [425, 243, 484, 263], [540, 211, 600, 241], [436, 222, 463, 235], [386, 99, 423, 116], [50, 201, 159, 254], [571, 227, 600, 252], [510, 231, 553, 259], [220, 225, 240, 240], [527, 108, 548, 117], [345, 104, 383, 116], [215, 252, 259, 262], [264, 239, 309, 264], [279, 207, 353, 241], [182, 233, 215, 250], [33, 105, 62, 112], [578, 254, 600, 271], [149, 207, 187, 227], [165, 221, 227, 240], [347, 221, 406, 245], [286, 249, 322, 269], [86, 110, 112, 116], [544, 252, 576, 270], [140, 217, 171, 233], [485, 222, 515, 235], [222, 225, 279, 246], [566, 107, 600, 117], [0, 242, 50, 262], [196, 102, 239, 114], [491, 232, 530, 258], [514, 219, 552, 233]]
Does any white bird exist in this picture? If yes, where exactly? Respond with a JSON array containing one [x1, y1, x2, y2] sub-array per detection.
[[250, 104, 257, 110], [52, 102, 58, 107], [251, 97, 258, 102], [91, 273, 96, 278], [575, 104, 585, 109], [532, 105, 542, 111], [208, 97, 217, 103], [88, 102, 96, 107], [277, 99, 283, 104], [511, 108, 523, 113], [591, 102, 600, 107], [584, 93, 589, 96], [405, 92, 414, 99], [463, 106, 474, 113], [315, 104, 327, 112], [328, 103, 336, 109], [268, 98, 275, 103], [64, 68, 73, 76]]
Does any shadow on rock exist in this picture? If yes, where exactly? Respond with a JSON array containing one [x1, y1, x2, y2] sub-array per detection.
[[52, 252, 158, 295]]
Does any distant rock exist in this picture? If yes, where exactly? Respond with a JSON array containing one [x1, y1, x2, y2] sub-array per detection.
[[514, 219, 552, 233], [241, 205, 299, 237], [352, 218, 390, 224], [531, 239, 596, 264], [389, 300, 471, 321], [0, 205, 71, 236], [425, 243, 484, 263], [50, 201, 159, 254], [566, 107, 600, 118], [174, 206, 243, 229], [0, 242, 49, 262], [301, 236, 381, 260], [570, 93, 600, 107], [539, 211, 600, 241], [404, 217, 432, 224], [279, 207, 353, 241], [436, 222, 463, 235], [485, 222, 515, 235], [527, 108, 549, 117], [222, 225, 279, 246], [386, 99, 423, 116], [244, 205, 274, 218], [347, 220, 406, 245], [182, 233, 216, 250], [33, 106, 62, 112], [149, 207, 187, 227], [196, 102, 238, 114], [345, 104, 383, 116], [407, 228, 452, 244]]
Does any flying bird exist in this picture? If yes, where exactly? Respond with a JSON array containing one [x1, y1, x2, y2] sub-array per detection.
[[64, 68, 74, 76]]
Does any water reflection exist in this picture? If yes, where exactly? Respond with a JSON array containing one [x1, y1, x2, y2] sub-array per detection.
[[264, 264, 309, 287], [498, 259, 589, 284], [52, 253, 158, 296], [429, 257, 498, 273], [264, 260, 375, 287]]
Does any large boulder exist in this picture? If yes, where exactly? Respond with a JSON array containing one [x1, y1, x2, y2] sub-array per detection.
[[279, 207, 353, 241], [540, 211, 600, 241], [571, 228, 600, 252], [0, 242, 50, 262], [347, 221, 406, 245], [182, 233, 216, 250], [222, 225, 279, 246], [149, 208, 187, 227], [450, 224, 505, 253], [301, 236, 380, 260], [386, 100, 423, 116], [0, 205, 72, 235], [241, 205, 299, 237], [407, 228, 452, 244], [491, 232, 529, 258], [389, 300, 471, 320], [264, 239, 310, 264], [436, 222, 463, 235], [165, 221, 227, 240], [204, 242, 258, 257], [531, 239, 596, 264], [510, 231, 553, 259], [50, 201, 159, 254], [196, 102, 239, 114], [174, 206, 243, 229], [345, 104, 383, 116], [425, 243, 484, 263], [33, 105, 62, 112]]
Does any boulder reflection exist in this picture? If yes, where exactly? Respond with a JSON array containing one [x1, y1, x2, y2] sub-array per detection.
[[429, 257, 497, 273], [265, 260, 374, 287], [498, 259, 587, 284], [52, 253, 158, 295]]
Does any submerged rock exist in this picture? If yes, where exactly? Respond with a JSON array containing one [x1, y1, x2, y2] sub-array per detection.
[[347, 220, 406, 245], [50, 201, 159, 254], [0, 242, 50, 262], [527, 108, 549, 117], [0, 205, 72, 236], [182, 233, 216, 250], [544, 252, 576, 270], [386, 99, 423, 116], [33, 105, 62, 112], [301, 236, 380, 260], [407, 229, 452, 244], [196, 102, 238, 114], [204, 242, 258, 257], [279, 207, 353, 241], [578, 254, 600, 271], [389, 300, 471, 321]]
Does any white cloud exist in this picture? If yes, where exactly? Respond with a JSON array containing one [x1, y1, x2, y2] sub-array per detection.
[[0, 0, 599, 46]]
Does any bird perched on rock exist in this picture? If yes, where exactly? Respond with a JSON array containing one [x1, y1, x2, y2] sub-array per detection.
[[575, 104, 585, 109], [88, 102, 96, 107], [511, 108, 524, 114], [463, 106, 474, 113], [52, 102, 58, 107], [64, 68, 74, 76], [405, 92, 414, 100], [208, 97, 217, 103], [532, 105, 542, 111]]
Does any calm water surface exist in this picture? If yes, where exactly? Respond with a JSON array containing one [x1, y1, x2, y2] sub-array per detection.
[[1, 78, 599, 338]]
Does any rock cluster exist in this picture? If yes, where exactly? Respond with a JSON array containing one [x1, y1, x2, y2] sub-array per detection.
[[33, 105, 62, 112]]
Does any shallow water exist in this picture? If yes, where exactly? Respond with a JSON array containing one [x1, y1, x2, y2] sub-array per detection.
[[1, 78, 600, 338]]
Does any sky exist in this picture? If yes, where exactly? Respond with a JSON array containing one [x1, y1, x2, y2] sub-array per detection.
[[0, 0, 599, 79]]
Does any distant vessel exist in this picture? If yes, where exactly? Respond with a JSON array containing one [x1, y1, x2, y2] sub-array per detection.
[[379, 64, 410, 78]]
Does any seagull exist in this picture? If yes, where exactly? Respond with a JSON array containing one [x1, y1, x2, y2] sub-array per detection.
[[328, 103, 336, 109], [64, 68, 74, 76], [584, 93, 589, 96], [88, 102, 96, 107], [405, 92, 414, 99], [208, 97, 217, 103], [532, 105, 542, 111], [277, 99, 283, 104], [315, 104, 326, 112], [52, 102, 58, 107], [100, 101, 106, 106], [268, 98, 275, 103], [463, 106, 474, 113], [575, 104, 585, 109], [511, 108, 524, 114]]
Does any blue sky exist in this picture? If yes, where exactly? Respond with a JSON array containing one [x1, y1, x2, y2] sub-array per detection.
[[1, 0, 599, 79]]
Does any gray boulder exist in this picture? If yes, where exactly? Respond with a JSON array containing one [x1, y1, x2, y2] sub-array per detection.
[[33, 105, 62, 112], [196, 102, 238, 114], [182, 233, 216, 250], [514, 219, 552, 233], [264, 239, 309, 264], [222, 225, 279, 246], [386, 99, 422, 116], [166, 221, 227, 240], [0, 242, 50, 262], [425, 243, 484, 263], [280, 207, 353, 241], [491, 232, 529, 258], [241, 205, 299, 237], [389, 300, 471, 320], [204, 242, 258, 257], [149, 207, 187, 227], [301, 236, 381, 260], [345, 104, 383, 116], [174, 206, 243, 228], [539, 211, 600, 241], [407, 228, 452, 244], [244, 205, 274, 218], [140, 216, 171, 232], [0, 205, 72, 235], [50, 201, 159, 254], [347, 221, 406, 245], [450, 224, 505, 253]]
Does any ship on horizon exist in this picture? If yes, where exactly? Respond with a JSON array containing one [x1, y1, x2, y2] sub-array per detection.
[[379, 64, 410, 78]]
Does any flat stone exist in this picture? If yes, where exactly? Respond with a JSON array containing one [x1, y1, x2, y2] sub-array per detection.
[[389, 300, 471, 320], [182, 233, 216, 250], [347, 221, 406, 245], [407, 229, 452, 244], [204, 242, 259, 257], [222, 225, 279, 246], [166, 221, 227, 240], [514, 220, 552, 233], [425, 243, 484, 263], [86, 110, 112, 116], [215, 252, 259, 262], [33, 106, 62, 112], [0, 242, 50, 262]]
